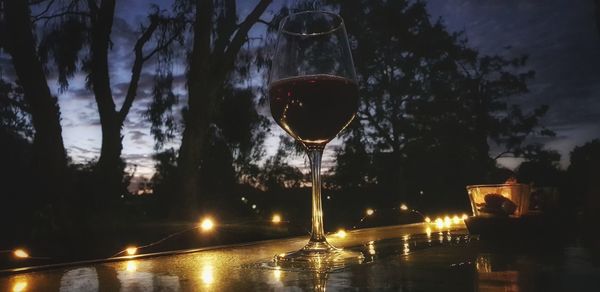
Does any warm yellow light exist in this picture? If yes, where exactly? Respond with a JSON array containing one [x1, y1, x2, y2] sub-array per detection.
[[424, 216, 431, 223], [200, 218, 215, 232], [366, 208, 374, 216], [444, 216, 451, 224], [335, 229, 347, 238], [461, 213, 469, 220], [273, 267, 282, 280], [201, 265, 214, 285], [452, 215, 461, 224], [13, 249, 29, 259], [12, 281, 27, 292], [125, 246, 138, 256], [272, 214, 282, 223], [400, 204, 408, 211], [425, 227, 432, 237], [126, 261, 137, 272], [435, 218, 444, 229]]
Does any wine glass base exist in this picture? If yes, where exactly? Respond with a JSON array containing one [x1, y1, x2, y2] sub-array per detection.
[[271, 241, 365, 272]]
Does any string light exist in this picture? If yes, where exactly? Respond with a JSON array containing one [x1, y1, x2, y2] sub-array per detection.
[[271, 214, 282, 224], [452, 215, 461, 224], [400, 204, 408, 211], [13, 249, 29, 259], [200, 218, 215, 232], [435, 218, 444, 229], [366, 208, 374, 216], [125, 246, 138, 256]]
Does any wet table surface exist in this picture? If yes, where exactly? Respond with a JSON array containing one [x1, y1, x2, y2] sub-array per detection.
[[1, 222, 599, 291]]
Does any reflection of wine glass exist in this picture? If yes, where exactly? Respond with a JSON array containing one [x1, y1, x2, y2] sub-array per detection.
[[269, 11, 363, 270]]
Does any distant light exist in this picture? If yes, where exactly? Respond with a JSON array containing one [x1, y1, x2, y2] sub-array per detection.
[[200, 218, 215, 232], [424, 216, 431, 223], [452, 215, 461, 224], [201, 265, 214, 285], [400, 204, 408, 211], [126, 261, 137, 272], [335, 229, 347, 238], [241, 197, 246, 202], [326, 195, 331, 200], [419, 190, 424, 195], [12, 281, 27, 292], [251, 204, 257, 209], [461, 213, 469, 220], [13, 249, 29, 259], [366, 208, 374, 216], [126, 246, 138, 256], [272, 214, 282, 223], [435, 218, 444, 229]]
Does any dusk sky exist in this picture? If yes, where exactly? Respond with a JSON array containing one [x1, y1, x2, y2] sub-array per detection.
[[4, 0, 599, 180]]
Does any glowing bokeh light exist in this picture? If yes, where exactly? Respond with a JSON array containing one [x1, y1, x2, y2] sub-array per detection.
[[366, 208, 374, 216], [200, 218, 215, 232], [400, 204, 408, 211], [452, 215, 461, 224], [13, 249, 29, 259], [335, 229, 347, 238], [435, 218, 444, 229], [425, 227, 432, 237], [424, 216, 431, 223], [271, 214, 282, 223], [12, 281, 27, 292], [461, 213, 469, 220], [125, 246, 138, 256]]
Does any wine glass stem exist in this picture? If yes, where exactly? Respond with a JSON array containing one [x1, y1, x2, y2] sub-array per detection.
[[308, 148, 326, 243]]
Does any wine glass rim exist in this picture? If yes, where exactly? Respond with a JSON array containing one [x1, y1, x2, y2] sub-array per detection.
[[279, 11, 345, 37]]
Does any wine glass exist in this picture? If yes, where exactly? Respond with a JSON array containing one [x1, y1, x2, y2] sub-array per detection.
[[268, 11, 363, 271]]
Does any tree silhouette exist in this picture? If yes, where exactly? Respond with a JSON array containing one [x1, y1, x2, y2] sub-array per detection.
[[327, 0, 553, 211], [1, 0, 71, 230], [146, 0, 272, 219]]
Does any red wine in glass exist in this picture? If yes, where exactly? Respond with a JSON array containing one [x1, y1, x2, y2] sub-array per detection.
[[269, 74, 359, 148]]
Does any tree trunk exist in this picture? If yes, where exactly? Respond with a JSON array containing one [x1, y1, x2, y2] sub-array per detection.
[[88, 0, 124, 202], [4, 0, 69, 225]]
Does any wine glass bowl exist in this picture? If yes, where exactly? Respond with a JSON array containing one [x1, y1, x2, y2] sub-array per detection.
[[268, 11, 363, 271]]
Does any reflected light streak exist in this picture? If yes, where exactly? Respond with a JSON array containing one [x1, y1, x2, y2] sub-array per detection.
[[12, 281, 27, 292], [335, 229, 347, 238], [126, 261, 137, 272], [425, 227, 432, 237], [273, 267, 282, 281], [201, 265, 214, 285]]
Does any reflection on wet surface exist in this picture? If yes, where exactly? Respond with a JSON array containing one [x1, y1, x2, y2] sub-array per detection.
[[1, 223, 600, 291]]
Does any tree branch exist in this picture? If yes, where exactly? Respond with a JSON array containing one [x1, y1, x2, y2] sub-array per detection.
[[220, 0, 272, 77], [118, 16, 160, 122]]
